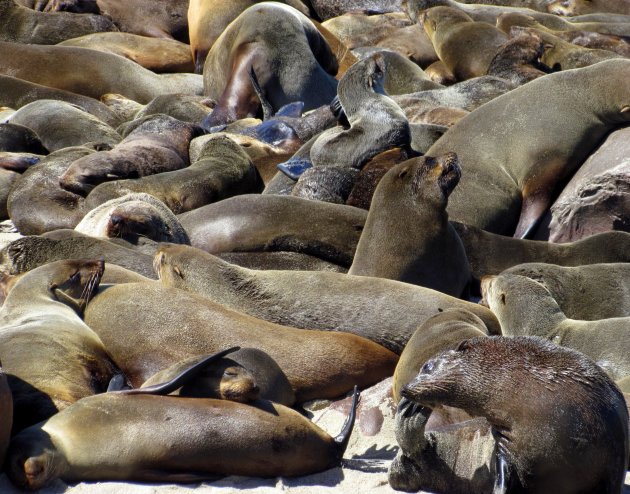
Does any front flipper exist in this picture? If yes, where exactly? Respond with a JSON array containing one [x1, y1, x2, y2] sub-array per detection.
[[493, 452, 509, 494]]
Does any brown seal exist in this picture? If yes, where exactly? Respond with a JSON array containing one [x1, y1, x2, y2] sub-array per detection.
[[188, 0, 312, 74], [0, 41, 203, 104], [486, 31, 549, 86], [421, 6, 508, 80], [153, 243, 500, 354], [349, 153, 470, 297], [178, 194, 367, 268], [500, 262, 630, 321], [218, 251, 347, 272], [426, 59, 630, 237], [83, 134, 263, 214], [0, 233, 157, 279], [202, 3, 338, 126], [392, 308, 488, 403], [482, 273, 630, 381], [139, 347, 295, 406], [59, 32, 194, 73], [59, 114, 203, 196], [402, 335, 629, 493], [547, 0, 630, 16], [0, 259, 118, 432], [0, 0, 114, 44], [7, 99, 121, 153], [6, 388, 359, 489], [83, 280, 398, 401], [75, 193, 190, 245]]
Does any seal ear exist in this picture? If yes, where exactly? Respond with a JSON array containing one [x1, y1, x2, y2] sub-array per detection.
[[398, 166, 411, 179], [456, 339, 474, 352]]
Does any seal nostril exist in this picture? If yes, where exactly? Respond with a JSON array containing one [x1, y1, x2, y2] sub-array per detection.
[[110, 215, 123, 226]]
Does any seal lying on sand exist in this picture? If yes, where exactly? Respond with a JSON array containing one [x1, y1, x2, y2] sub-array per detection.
[[402, 336, 629, 494], [6, 388, 359, 489]]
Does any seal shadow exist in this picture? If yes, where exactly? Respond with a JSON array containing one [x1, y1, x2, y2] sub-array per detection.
[[280, 466, 345, 488]]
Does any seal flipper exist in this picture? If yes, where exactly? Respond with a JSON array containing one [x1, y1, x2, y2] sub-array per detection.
[[106, 374, 130, 392], [493, 452, 509, 494], [135, 470, 223, 483], [119, 347, 240, 396], [248, 67, 274, 121], [277, 158, 313, 180], [275, 102, 304, 118], [334, 386, 361, 460]]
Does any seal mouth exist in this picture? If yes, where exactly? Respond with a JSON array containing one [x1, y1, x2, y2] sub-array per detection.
[[50, 260, 105, 313]]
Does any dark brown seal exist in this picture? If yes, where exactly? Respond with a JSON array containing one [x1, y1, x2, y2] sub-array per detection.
[[402, 336, 629, 493], [0, 365, 11, 467], [349, 153, 470, 298], [0, 259, 118, 432], [6, 389, 359, 489]]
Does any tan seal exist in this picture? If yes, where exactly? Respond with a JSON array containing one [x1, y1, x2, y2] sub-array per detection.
[[153, 243, 500, 354], [402, 335, 629, 493]]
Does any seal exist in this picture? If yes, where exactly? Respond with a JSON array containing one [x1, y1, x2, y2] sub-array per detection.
[[486, 30, 549, 86], [218, 251, 347, 272], [6, 388, 359, 489], [307, 53, 412, 172], [59, 114, 203, 196], [133, 94, 213, 124], [348, 153, 470, 297], [139, 347, 295, 405], [7, 99, 121, 153], [0, 169, 19, 220], [402, 335, 629, 494], [178, 194, 367, 268], [75, 193, 190, 245], [83, 281, 397, 401], [496, 11, 630, 37], [0, 41, 203, 104], [0, 123, 47, 155], [547, 0, 630, 16], [426, 59, 630, 237], [452, 222, 630, 279], [153, 243, 500, 354], [0, 259, 118, 432], [500, 262, 630, 321], [0, 364, 12, 467], [0, 233, 157, 279], [482, 273, 630, 381], [202, 3, 338, 126], [421, 6, 509, 80], [58, 32, 194, 73], [392, 308, 488, 403], [0, 0, 115, 44], [187, 0, 312, 74], [83, 135, 263, 214], [0, 75, 120, 127]]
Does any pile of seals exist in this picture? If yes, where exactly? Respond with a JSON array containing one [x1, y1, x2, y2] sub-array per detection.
[[0, 0, 629, 492]]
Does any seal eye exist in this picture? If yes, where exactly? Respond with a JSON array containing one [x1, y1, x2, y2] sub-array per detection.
[[500, 293, 506, 305], [421, 361, 435, 374]]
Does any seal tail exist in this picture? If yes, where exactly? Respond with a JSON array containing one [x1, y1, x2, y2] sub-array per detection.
[[333, 386, 361, 460]]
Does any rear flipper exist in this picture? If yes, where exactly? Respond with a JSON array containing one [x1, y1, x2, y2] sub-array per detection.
[[334, 386, 361, 460]]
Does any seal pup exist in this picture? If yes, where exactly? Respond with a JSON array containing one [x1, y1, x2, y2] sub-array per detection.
[[0, 233, 157, 279], [139, 347, 295, 405], [7, 100, 121, 153], [0, 0, 115, 45], [0, 259, 118, 431], [202, 3, 338, 126], [501, 262, 630, 321], [402, 336, 629, 494], [75, 193, 190, 245], [421, 6, 509, 80], [6, 388, 359, 489], [83, 135, 263, 214], [178, 194, 367, 268], [0, 42, 203, 104], [59, 32, 194, 73], [307, 53, 412, 173], [349, 153, 470, 297], [426, 59, 630, 237], [482, 273, 630, 381], [59, 114, 202, 196], [392, 308, 488, 403], [153, 243, 500, 354]]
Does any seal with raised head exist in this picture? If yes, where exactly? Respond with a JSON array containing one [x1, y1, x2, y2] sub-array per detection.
[[0, 259, 118, 432], [202, 3, 338, 126], [83, 280, 398, 401], [349, 152, 470, 297], [6, 388, 359, 489], [75, 193, 190, 245], [482, 273, 630, 381], [426, 59, 630, 237], [402, 335, 629, 494], [153, 243, 499, 354]]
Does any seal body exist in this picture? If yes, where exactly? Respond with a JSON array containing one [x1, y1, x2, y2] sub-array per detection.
[[402, 336, 629, 494]]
